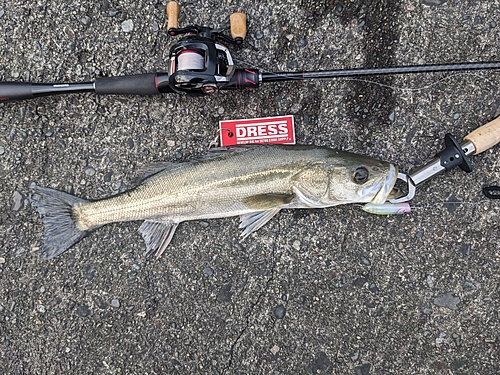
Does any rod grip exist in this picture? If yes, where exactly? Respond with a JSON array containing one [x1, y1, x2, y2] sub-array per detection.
[[464, 115, 500, 154], [0, 82, 34, 101], [166, 1, 180, 31], [230, 12, 247, 43], [94, 74, 159, 96]]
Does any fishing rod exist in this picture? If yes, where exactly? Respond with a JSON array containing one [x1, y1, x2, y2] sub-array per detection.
[[2, 1, 500, 102]]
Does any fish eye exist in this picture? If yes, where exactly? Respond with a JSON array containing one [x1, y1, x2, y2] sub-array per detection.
[[352, 167, 369, 184]]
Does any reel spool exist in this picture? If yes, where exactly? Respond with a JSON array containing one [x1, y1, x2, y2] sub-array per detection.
[[177, 50, 205, 71]]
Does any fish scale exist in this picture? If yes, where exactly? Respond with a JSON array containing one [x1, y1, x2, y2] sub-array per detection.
[[30, 145, 398, 259], [76, 147, 307, 227]]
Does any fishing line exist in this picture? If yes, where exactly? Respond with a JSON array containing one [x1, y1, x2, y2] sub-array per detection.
[[356, 199, 498, 215], [408, 200, 496, 211], [177, 49, 205, 70], [339, 72, 500, 93], [207, 127, 233, 149], [208, 131, 221, 149], [235, 58, 500, 93]]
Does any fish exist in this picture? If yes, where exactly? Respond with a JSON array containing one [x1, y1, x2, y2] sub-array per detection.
[[29, 144, 399, 259]]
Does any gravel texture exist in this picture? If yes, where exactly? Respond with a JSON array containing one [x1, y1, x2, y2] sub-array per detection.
[[1, 0, 500, 374]]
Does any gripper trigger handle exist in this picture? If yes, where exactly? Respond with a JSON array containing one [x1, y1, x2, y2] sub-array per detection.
[[464, 115, 500, 154]]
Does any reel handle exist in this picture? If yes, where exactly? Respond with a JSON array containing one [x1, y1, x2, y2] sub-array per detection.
[[166, 1, 180, 32], [230, 12, 247, 44], [464, 115, 500, 154]]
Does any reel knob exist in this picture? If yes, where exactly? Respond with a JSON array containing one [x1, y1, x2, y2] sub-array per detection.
[[166, 1, 180, 33], [230, 12, 247, 44], [201, 84, 218, 95]]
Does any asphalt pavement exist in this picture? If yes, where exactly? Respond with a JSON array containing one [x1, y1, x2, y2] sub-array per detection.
[[1, 0, 500, 374]]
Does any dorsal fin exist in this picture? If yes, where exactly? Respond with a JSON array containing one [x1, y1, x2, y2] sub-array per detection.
[[133, 162, 179, 184]]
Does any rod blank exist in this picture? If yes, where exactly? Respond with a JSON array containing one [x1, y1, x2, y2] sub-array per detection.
[[261, 62, 500, 82]]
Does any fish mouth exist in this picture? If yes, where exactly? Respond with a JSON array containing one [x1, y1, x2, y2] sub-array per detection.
[[370, 164, 399, 204]]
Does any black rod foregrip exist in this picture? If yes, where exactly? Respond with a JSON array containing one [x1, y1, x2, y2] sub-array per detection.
[[0, 82, 34, 101], [94, 74, 161, 96], [0, 82, 95, 101]]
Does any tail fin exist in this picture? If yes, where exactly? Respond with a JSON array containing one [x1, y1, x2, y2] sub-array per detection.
[[29, 185, 90, 259]]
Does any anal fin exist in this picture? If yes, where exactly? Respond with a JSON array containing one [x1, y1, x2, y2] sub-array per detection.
[[239, 208, 281, 238], [138, 220, 179, 258]]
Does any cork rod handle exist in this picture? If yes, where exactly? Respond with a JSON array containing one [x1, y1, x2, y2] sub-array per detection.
[[166, 1, 180, 31], [464, 115, 500, 154], [230, 12, 247, 42]]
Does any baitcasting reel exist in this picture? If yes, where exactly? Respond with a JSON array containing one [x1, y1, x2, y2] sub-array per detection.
[[163, 1, 259, 95]]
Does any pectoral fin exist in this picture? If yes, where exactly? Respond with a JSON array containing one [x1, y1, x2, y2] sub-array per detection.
[[239, 208, 281, 238], [243, 193, 294, 210], [138, 220, 179, 258]]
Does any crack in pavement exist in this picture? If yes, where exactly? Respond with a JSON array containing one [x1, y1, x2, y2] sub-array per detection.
[[222, 227, 281, 374]]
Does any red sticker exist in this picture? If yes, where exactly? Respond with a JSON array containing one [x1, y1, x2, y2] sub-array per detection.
[[219, 115, 295, 146]]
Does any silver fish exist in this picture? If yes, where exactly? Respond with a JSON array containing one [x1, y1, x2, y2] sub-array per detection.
[[30, 145, 398, 259]]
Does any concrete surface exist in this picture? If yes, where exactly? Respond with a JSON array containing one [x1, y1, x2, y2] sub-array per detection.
[[1, 0, 500, 374]]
